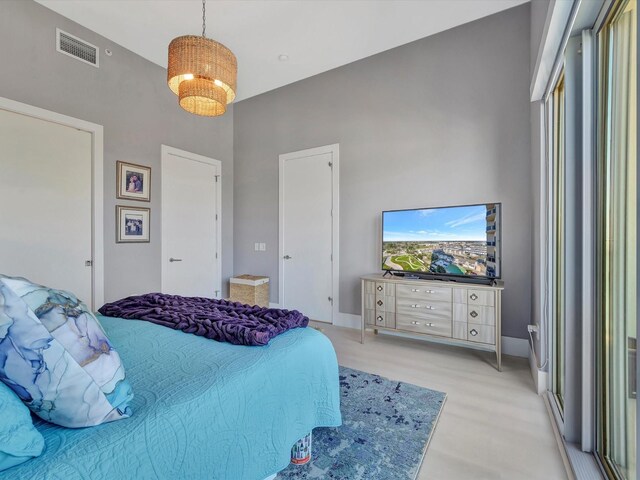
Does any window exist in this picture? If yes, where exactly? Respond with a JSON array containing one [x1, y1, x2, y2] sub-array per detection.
[[549, 71, 567, 412], [596, 0, 637, 478]]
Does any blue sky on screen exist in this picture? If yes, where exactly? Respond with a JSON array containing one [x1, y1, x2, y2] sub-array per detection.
[[383, 205, 487, 241]]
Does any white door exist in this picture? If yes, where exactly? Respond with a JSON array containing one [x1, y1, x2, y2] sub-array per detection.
[[0, 109, 93, 303], [280, 145, 338, 323], [161, 146, 221, 298]]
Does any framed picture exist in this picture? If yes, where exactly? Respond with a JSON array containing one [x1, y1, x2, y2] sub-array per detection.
[[117, 161, 151, 202], [116, 206, 150, 243]]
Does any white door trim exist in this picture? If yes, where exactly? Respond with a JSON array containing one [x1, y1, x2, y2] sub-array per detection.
[[160, 145, 222, 297], [278, 143, 339, 323], [0, 96, 104, 309]]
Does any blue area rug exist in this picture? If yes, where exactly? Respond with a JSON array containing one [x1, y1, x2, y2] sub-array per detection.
[[277, 366, 446, 480]]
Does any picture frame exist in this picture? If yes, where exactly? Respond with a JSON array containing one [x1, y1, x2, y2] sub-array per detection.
[[116, 205, 150, 243], [116, 161, 151, 202]]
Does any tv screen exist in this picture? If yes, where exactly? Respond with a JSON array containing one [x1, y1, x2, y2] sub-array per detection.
[[382, 203, 501, 279]]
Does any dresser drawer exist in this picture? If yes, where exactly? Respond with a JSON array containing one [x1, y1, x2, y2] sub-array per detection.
[[375, 282, 395, 296], [396, 284, 452, 303], [397, 313, 451, 337], [467, 305, 495, 326], [372, 311, 395, 328], [467, 324, 496, 344], [375, 294, 396, 313], [467, 289, 495, 307], [396, 301, 452, 322]]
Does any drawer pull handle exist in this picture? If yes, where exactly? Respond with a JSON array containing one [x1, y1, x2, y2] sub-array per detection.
[[470, 310, 478, 318], [377, 286, 384, 292], [411, 304, 420, 308], [377, 300, 383, 306], [376, 316, 383, 322], [426, 322, 434, 327], [411, 321, 420, 325], [470, 329, 478, 336], [426, 305, 435, 310], [426, 290, 435, 294], [411, 288, 420, 292], [470, 293, 478, 301]]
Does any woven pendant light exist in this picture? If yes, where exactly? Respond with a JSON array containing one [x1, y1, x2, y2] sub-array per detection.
[[167, 0, 237, 117]]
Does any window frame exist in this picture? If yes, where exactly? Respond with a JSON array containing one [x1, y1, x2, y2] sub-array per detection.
[[594, 0, 638, 477]]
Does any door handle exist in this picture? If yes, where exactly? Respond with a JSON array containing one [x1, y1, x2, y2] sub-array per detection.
[[169, 258, 183, 262], [283, 255, 292, 260]]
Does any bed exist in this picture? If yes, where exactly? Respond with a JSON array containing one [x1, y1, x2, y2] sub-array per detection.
[[3, 315, 342, 480]]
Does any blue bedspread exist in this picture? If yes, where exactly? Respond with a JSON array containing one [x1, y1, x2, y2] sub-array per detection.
[[2, 316, 342, 480]]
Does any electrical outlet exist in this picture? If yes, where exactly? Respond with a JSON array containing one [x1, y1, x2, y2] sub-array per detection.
[[254, 243, 260, 251], [527, 324, 540, 340], [259, 243, 266, 251]]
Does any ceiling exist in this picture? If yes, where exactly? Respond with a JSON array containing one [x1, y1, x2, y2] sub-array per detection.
[[36, 0, 528, 102]]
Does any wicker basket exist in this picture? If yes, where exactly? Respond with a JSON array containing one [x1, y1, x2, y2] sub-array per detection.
[[229, 275, 269, 307]]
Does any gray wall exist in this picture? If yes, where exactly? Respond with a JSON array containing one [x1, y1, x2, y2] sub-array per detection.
[[0, 0, 234, 302], [234, 4, 533, 339], [529, 0, 552, 361]]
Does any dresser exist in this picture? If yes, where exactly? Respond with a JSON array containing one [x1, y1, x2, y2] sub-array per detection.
[[361, 274, 504, 370]]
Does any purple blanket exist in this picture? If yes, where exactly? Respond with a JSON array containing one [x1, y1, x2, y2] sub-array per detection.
[[98, 293, 309, 346]]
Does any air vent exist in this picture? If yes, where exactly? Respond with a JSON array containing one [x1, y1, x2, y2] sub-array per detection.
[[56, 28, 99, 67]]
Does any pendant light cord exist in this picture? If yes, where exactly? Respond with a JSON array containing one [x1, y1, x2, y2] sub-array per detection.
[[202, 0, 206, 37]]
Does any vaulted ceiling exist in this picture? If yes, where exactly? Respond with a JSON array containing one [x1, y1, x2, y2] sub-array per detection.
[[37, 0, 528, 101]]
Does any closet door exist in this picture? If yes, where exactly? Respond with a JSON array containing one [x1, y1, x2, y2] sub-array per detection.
[[161, 146, 221, 298], [0, 109, 93, 304]]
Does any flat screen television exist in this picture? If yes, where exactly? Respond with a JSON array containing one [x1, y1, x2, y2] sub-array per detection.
[[382, 203, 501, 280]]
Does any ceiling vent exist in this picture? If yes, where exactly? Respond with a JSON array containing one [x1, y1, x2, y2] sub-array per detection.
[[56, 28, 99, 67]]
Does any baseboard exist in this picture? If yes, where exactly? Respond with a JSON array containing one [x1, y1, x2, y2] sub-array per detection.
[[529, 346, 548, 395], [500, 336, 529, 358], [270, 305, 359, 329]]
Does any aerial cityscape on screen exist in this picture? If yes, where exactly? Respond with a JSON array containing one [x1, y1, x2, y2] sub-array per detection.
[[382, 204, 500, 277]]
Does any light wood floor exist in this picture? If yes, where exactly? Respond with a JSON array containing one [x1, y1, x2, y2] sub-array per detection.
[[311, 322, 567, 480]]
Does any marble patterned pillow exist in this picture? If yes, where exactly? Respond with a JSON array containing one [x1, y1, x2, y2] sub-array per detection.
[[0, 275, 133, 428]]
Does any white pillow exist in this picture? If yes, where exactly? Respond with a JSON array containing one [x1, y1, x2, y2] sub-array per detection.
[[0, 275, 133, 428]]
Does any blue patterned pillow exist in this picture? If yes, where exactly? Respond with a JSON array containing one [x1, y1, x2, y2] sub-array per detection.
[[0, 275, 133, 428], [0, 381, 44, 471]]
